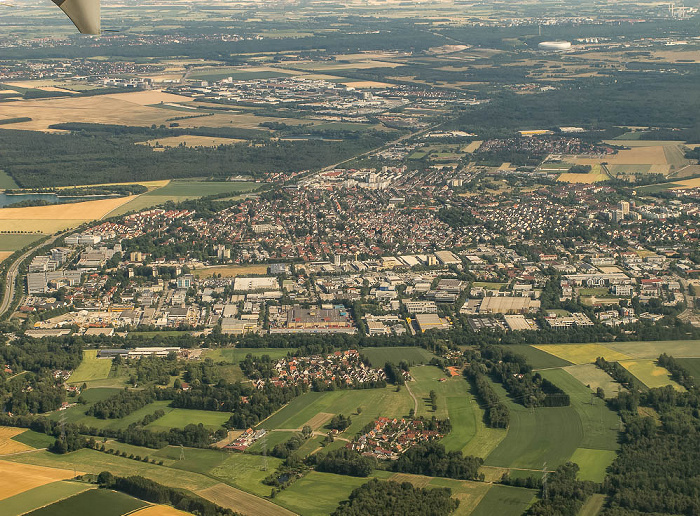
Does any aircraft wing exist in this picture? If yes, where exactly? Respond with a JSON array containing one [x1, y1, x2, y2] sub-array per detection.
[[52, 0, 100, 34]]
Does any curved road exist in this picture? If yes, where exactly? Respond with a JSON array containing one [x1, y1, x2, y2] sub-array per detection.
[[0, 232, 64, 318]]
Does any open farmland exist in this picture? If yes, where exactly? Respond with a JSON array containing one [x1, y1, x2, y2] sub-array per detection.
[[273, 471, 370, 516], [198, 483, 295, 516], [604, 340, 700, 359], [562, 363, 626, 396], [25, 488, 147, 516], [619, 360, 685, 391], [0, 251, 11, 263], [131, 506, 193, 516], [533, 344, 631, 365], [0, 196, 135, 234], [0, 460, 81, 500], [502, 345, 572, 369], [68, 350, 113, 385], [144, 409, 230, 431], [0, 481, 93, 516], [470, 485, 536, 516], [208, 453, 284, 497], [676, 358, 700, 379], [0, 427, 33, 455], [139, 135, 247, 148]]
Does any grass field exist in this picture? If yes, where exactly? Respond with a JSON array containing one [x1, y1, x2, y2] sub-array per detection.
[[0, 481, 93, 516], [12, 429, 56, 449], [428, 477, 491, 516], [570, 448, 617, 482], [676, 358, 700, 379], [470, 485, 536, 516], [604, 340, 700, 359], [0, 170, 19, 189], [144, 409, 230, 431], [198, 483, 296, 516], [209, 453, 283, 497], [0, 427, 33, 455], [48, 400, 175, 430], [193, 264, 269, 278], [273, 471, 369, 516], [205, 347, 291, 364], [502, 346, 573, 369], [619, 360, 685, 391], [579, 493, 607, 516], [361, 347, 435, 368], [0, 460, 80, 501], [0, 233, 43, 251], [68, 351, 113, 384], [533, 344, 631, 365], [258, 387, 413, 436], [562, 364, 626, 397], [25, 488, 146, 516]]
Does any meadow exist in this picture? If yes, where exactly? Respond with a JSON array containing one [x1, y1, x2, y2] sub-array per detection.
[[361, 346, 435, 368], [469, 485, 536, 516], [676, 358, 700, 379], [0, 460, 79, 501], [502, 345, 572, 369], [0, 426, 34, 455], [144, 409, 231, 432], [68, 350, 113, 385], [0, 481, 93, 516], [619, 359, 685, 391], [533, 343, 631, 365], [563, 364, 626, 396]]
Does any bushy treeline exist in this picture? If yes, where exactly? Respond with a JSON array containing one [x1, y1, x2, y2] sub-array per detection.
[[463, 364, 510, 428], [0, 336, 83, 373], [656, 353, 696, 391], [465, 347, 570, 408], [99, 473, 239, 516], [393, 442, 483, 481], [527, 462, 597, 516], [595, 357, 644, 392], [332, 479, 458, 516], [86, 388, 157, 419], [311, 448, 376, 477]]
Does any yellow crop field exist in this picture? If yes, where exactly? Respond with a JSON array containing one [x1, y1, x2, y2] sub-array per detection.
[[342, 80, 394, 88], [0, 460, 80, 500], [132, 505, 193, 516], [0, 251, 12, 264], [533, 344, 631, 365], [0, 427, 33, 455], [619, 360, 685, 391], [557, 172, 609, 183], [303, 412, 334, 430], [0, 196, 135, 234], [139, 136, 247, 148], [192, 265, 269, 278], [55, 180, 170, 191]]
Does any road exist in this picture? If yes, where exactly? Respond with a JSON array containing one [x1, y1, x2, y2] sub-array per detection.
[[0, 232, 63, 318]]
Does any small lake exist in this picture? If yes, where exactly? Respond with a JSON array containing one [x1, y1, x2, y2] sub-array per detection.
[[0, 192, 114, 208]]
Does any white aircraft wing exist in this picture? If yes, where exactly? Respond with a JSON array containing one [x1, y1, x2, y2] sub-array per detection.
[[52, 0, 100, 35]]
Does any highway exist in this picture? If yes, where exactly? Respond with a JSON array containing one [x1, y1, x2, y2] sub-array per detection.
[[0, 233, 63, 319]]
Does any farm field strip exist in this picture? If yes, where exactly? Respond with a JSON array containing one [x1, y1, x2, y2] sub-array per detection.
[[360, 347, 435, 368], [0, 460, 81, 500], [0, 426, 34, 455], [24, 487, 147, 516], [0, 481, 93, 516], [68, 350, 113, 384], [533, 344, 631, 365], [469, 484, 536, 516], [603, 340, 700, 359], [562, 363, 627, 396]]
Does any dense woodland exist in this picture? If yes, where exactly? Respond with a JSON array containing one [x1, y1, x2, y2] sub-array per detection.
[[331, 479, 458, 516]]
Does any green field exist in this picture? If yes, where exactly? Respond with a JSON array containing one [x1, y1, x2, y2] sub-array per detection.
[[0, 482, 93, 516], [273, 471, 370, 516], [153, 445, 229, 475], [470, 485, 536, 516], [209, 452, 284, 497], [484, 379, 583, 470], [68, 351, 113, 384], [25, 488, 146, 516], [676, 358, 700, 380], [619, 360, 685, 390], [246, 430, 294, 454], [0, 170, 19, 188], [206, 347, 291, 364], [562, 364, 626, 398], [258, 386, 413, 436], [502, 346, 573, 369], [361, 347, 435, 368], [109, 180, 259, 216], [144, 408, 231, 431], [12, 429, 56, 449], [570, 448, 617, 482], [579, 493, 607, 516], [48, 400, 174, 430], [0, 233, 43, 251], [603, 340, 700, 359]]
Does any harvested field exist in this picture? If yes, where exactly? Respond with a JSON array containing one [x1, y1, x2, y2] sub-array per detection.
[[342, 80, 394, 88], [198, 483, 295, 516], [0, 196, 135, 234], [563, 364, 627, 396], [0, 251, 12, 263], [0, 427, 33, 455], [131, 505, 193, 516], [463, 140, 483, 153], [0, 460, 80, 500], [303, 412, 334, 430], [533, 344, 631, 365], [388, 472, 432, 488]]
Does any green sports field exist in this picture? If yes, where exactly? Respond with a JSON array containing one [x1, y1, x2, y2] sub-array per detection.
[[25, 488, 146, 516]]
